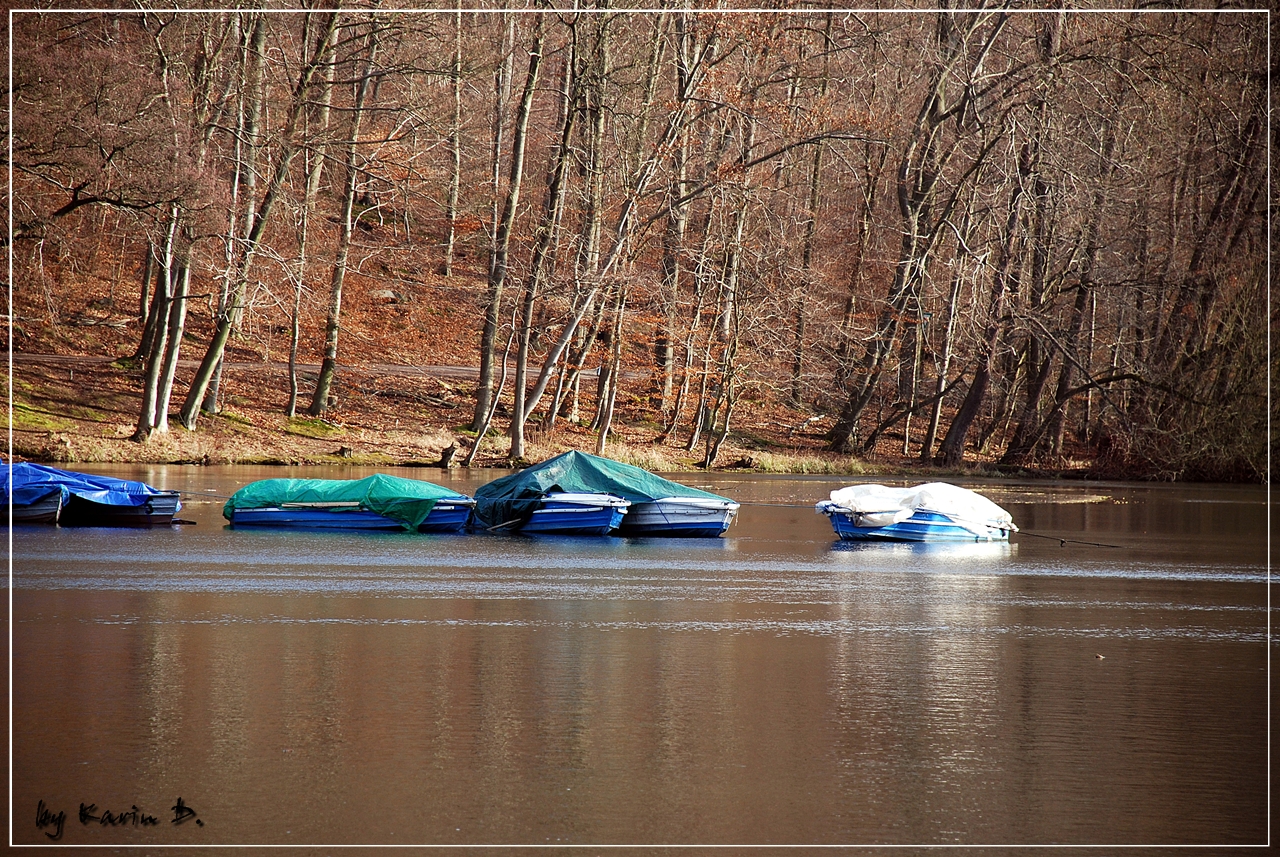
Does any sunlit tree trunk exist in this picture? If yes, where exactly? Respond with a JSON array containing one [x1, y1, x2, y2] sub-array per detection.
[[791, 11, 832, 409], [310, 20, 380, 416], [471, 15, 528, 432], [286, 15, 335, 419], [153, 247, 190, 433], [441, 10, 463, 278], [593, 286, 627, 454], [179, 11, 340, 430], [937, 144, 1024, 466], [132, 209, 179, 441], [511, 38, 578, 459], [204, 12, 266, 416]]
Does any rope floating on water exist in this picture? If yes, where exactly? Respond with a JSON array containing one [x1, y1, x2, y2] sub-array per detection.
[[1015, 530, 1123, 549]]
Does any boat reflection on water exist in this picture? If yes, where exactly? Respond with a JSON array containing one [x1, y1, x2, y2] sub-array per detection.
[[617, 533, 738, 551], [827, 537, 1015, 567]]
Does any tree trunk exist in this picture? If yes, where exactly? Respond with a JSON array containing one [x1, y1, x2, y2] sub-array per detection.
[[791, 12, 832, 409], [133, 244, 157, 355], [593, 286, 628, 454], [152, 254, 190, 433], [1047, 111, 1118, 456], [936, 137, 1027, 467], [179, 11, 339, 430], [286, 20, 335, 419], [441, 10, 463, 278], [309, 21, 379, 416], [133, 243, 167, 364], [510, 40, 578, 459], [132, 210, 179, 442], [463, 311, 518, 468], [204, 12, 268, 417], [920, 215, 968, 461], [471, 15, 530, 432]]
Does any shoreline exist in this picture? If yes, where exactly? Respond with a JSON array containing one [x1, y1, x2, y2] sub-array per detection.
[[4, 351, 1187, 484]]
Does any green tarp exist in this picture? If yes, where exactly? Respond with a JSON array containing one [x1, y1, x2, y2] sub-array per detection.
[[473, 450, 730, 528], [223, 473, 462, 531]]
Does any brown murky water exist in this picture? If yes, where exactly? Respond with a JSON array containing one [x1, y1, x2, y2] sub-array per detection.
[[11, 467, 1268, 847]]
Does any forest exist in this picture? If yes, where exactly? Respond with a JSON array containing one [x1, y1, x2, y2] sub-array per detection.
[[9, 5, 1269, 481]]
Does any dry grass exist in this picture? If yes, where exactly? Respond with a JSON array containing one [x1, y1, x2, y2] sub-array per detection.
[[10, 355, 1027, 479]]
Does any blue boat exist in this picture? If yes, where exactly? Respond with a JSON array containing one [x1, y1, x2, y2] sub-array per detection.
[[11, 487, 62, 524], [618, 496, 739, 538], [474, 451, 736, 537], [223, 474, 475, 533], [519, 491, 630, 536], [414, 498, 477, 533], [817, 482, 1016, 543], [5, 461, 181, 527], [226, 500, 475, 532]]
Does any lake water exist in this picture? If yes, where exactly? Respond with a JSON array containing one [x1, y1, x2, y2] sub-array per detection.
[[10, 465, 1269, 848]]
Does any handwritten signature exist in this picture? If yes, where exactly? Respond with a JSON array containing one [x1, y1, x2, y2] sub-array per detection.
[[37, 797, 202, 841]]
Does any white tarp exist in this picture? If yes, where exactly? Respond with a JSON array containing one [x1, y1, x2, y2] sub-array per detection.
[[820, 482, 1016, 532]]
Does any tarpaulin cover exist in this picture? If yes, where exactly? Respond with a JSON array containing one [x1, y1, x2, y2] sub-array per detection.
[[5, 461, 178, 509], [222, 473, 463, 530], [821, 482, 1015, 531], [473, 450, 730, 528]]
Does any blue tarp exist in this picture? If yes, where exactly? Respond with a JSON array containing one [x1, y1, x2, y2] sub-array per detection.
[[4, 461, 177, 509], [473, 450, 730, 528]]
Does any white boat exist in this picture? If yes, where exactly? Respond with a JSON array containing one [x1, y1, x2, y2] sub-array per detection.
[[619, 496, 740, 537], [816, 482, 1017, 543]]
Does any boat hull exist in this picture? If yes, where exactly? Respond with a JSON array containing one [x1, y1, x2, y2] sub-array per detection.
[[59, 492, 182, 528], [822, 508, 1012, 542], [619, 498, 739, 537], [11, 490, 63, 524], [416, 501, 475, 533], [229, 506, 404, 530], [520, 494, 629, 536], [228, 500, 474, 532]]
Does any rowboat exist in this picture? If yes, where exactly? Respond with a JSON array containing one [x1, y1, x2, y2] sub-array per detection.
[[11, 488, 62, 524], [817, 482, 1016, 543], [5, 461, 181, 527], [618, 496, 739, 537], [473, 451, 737, 537], [520, 492, 630, 536], [226, 498, 476, 532], [60, 491, 182, 527], [223, 474, 474, 533]]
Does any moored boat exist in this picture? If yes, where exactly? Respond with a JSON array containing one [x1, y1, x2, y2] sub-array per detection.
[[817, 482, 1016, 543], [414, 497, 478, 533], [60, 491, 182, 527], [473, 450, 737, 537], [521, 491, 630, 536], [10, 488, 62, 524], [223, 474, 475, 533], [5, 461, 181, 527], [618, 496, 739, 537]]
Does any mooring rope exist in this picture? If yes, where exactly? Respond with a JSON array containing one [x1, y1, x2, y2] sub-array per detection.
[[1013, 530, 1124, 549]]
